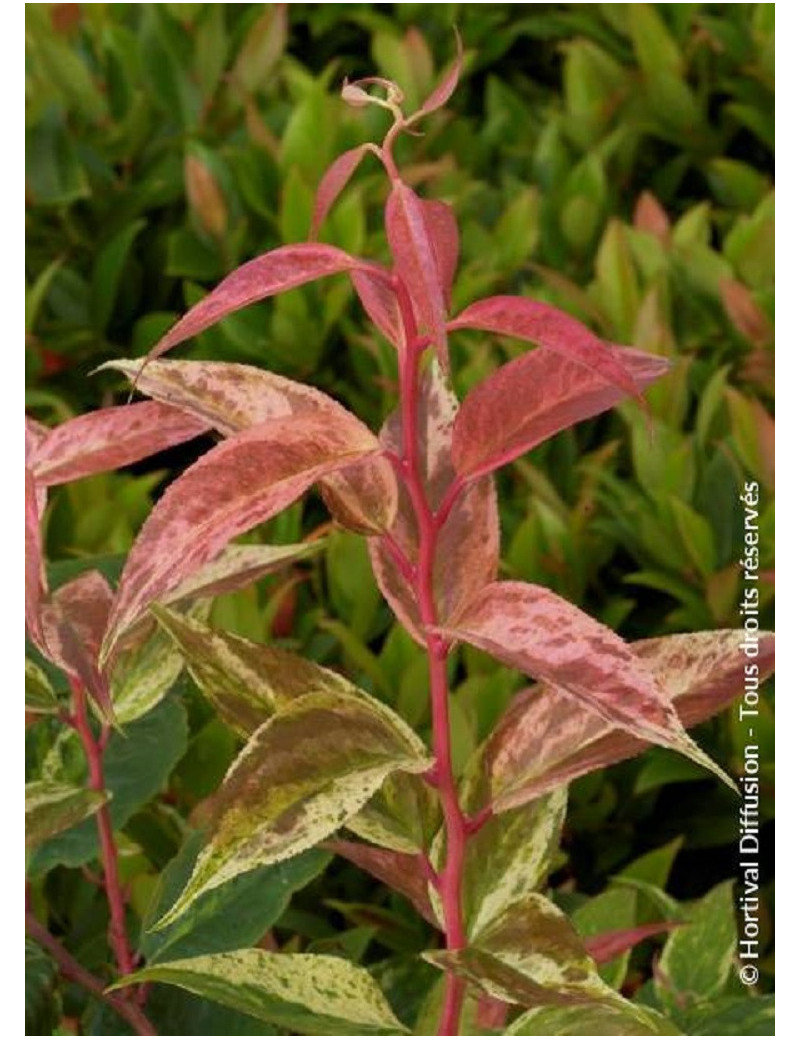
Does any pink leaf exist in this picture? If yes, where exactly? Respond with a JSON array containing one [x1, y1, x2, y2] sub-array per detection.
[[102, 411, 381, 659], [585, 922, 682, 965], [439, 583, 735, 788], [415, 28, 464, 118], [385, 182, 449, 368], [149, 244, 378, 359], [25, 416, 48, 461], [102, 358, 398, 535], [327, 839, 438, 926], [350, 270, 404, 349], [311, 145, 372, 239], [420, 199, 459, 310], [30, 402, 209, 487], [40, 571, 115, 719], [369, 364, 499, 642], [486, 630, 776, 811], [25, 468, 46, 648], [452, 345, 669, 478], [448, 295, 645, 403]]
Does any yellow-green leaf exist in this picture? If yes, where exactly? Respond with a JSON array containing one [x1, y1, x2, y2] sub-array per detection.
[[26, 781, 107, 850]]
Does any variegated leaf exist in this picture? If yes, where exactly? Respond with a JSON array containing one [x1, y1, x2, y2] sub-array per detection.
[[328, 839, 438, 926], [369, 362, 499, 642], [25, 468, 46, 648], [451, 345, 669, 479], [114, 950, 408, 1034], [102, 412, 381, 660], [26, 781, 108, 849], [425, 894, 615, 1008], [346, 771, 441, 854], [386, 182, 448, 367], [440, 584, 735, 791], [507, 998, 681, 1035], [29, 402, 209, 487], [25, 659, 59, 715], [102, 359, 397, 536], [155, 689, 432, 925], [148, 244, 384, 359], [487, 630, 775, 810]]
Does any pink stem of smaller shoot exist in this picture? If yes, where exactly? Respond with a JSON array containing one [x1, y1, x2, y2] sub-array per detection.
[[68, 678, 136, 981]]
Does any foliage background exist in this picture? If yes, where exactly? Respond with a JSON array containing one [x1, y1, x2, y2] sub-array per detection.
[[25, 3, 774, 1034]]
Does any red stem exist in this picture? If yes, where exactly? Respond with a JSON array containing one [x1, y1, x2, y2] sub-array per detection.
[[25, 911, 156, 1036], [395, 281, 468, 1036], [68, 679, 136, 980]]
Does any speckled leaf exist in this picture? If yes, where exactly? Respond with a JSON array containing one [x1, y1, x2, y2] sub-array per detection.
[[386, 182, 448, 367], [151, 605, 354, 737], [508, 998, 681, 1035], [102, 358, 397, 535], [111, 614, 191, 725], [347, 771, 440, 854], [487, 630, 775, 810], [370, 362, 499, 642], [25, 468, 46, 648], [440, 584, 735, 792], [113, 949, 408, 1035], [451, 345, 669, 479], [25, 658, 59, 714], [425, 894, 615, 1007], [102, 412, 380, 659], [29, 402, 209, 487], [311, 145, 371, 239], [148, 244, 381, 359], [156, 689, 432, 925], [448, 295, 643, 406], [26, 780, 107, 849], [328, 839, 437, 926]]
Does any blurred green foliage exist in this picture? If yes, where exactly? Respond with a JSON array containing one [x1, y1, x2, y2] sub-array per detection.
[[26, 4, 774, 1031]]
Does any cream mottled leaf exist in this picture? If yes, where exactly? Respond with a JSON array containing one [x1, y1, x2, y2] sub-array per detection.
[[346, 771, 440, 854], [102, 412, 380, 660], [425, 893, 614, 1007], [29, 402, 208, 487], [441, 584, 735, 791], [26, 781, 108, 849], [508, 998, 682, 1035], [156, 689, 432, 925], [111, 614, 196, 725], [451, 345, 669, 479], [370, 362, 499, 641], [103, 358, 397, 535], [487, 630, 775, 810], [113, 949, 408, 1034], [25, 659, 59, 714]]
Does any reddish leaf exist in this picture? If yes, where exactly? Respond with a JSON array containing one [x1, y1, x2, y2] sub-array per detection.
[[40, 572, 115, 719], [452, 345, 669, 478], [25, 416, 48, 461], [311, 145, 372, 239], [486, 630, 776, 811], [350, 270, 404, 349], [414, 28, 463, 118], [719, 278, 773, 347], [25, 468, 46, 648], [102, 412, 381, 659], [385, 182, 448, 367], [327, 839, 437, 926], [633, 191, 671, 245], [369, 364, 499, 642], [149, 244, 378, 359], [440, 584, 734, 788], [103, 358, 398, 535], [420, 199, 459, 310], [448, 295, 644, 402], [30, 402, 209, 487], [585, 922, 682, 965]]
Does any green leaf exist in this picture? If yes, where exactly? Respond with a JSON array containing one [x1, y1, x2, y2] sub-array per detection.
[[679, 995, 774, 1036], [141, 832, 329, 964], [425, 893, 615, 1007], [90, 220, 146, 332], [25, 658, 60, 714], [156, 689, 432, 926], [28, 697, 188, 873], [508, 998, 681, 1035], [616, 837, 683, 888], [113, 950, 409, 1035], [25, 939, 61, 1036], [347, 772, 440, 855], [25, 780, 107, 850], [657, 881, 737, 1007], [573, 887, 637, 989], [25, 106, 89, 205]]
